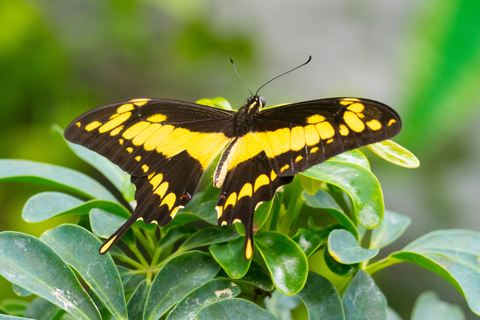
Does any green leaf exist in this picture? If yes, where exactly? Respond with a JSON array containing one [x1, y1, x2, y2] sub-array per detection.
[[368, 140, 420, 168], [0, 299, 29, 317], [291, 228, 323, 258], [301, 158, 384, 229], [296, 271, 344, 320], [196, 97, 232, 110], [158, 225, 198, 249], [0, 316, 36, 320], [237, 200, 275, 236], [22, 192, 130, 223], [40, 225, 127, 320], [411, 291, 464, 320], [178, 225, 240, 253], [12, 284, 31, 297], [0, 232, 101, 320], [0, 160, 117, 202], [390, 229, 480, 315], [24, 298, 62, 320], [196, 298, 277, 320], [167, 279, 241, 320], [144, 251, 220, 320], [255, 231, 308, 295], [52, 125, 131, 196], [332, 149, 370, 170], [324, 248, 358, 277], [303, 190, 359, 240], [370, 210, 411, 249], [342, 270, 387, 320], [387, 307, 402, 320], [328, 229, 379, 264], [89, 208, 130, 239], [175, 199, 217, 225], [264, 290, 301, 320], [210, 237, 252, 279], [127, 280, 150, 320]]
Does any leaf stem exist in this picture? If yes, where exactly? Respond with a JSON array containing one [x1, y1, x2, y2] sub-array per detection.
[[133, 228, 155, 258], [127, 243, 150, 267], [364, 255, 402, 275]]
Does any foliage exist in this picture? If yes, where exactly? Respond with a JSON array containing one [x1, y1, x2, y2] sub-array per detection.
[[0, 99, 477, 320]]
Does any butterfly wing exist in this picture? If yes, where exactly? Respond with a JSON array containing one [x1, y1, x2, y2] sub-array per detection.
[[216, 97, 401, 258], [64, 98, 235, 253]]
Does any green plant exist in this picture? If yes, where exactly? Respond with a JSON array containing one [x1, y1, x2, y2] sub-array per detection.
[[0, 98, 478, 320]]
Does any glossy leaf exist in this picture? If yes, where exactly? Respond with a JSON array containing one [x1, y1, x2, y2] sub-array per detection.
[[291, 228, 323, 258], [342, 270, 387, 320], [40, 224, 127, 320], [370, 210, 411, 249], [144, 251, 220, 320], [332, 149, 370, 170], [167, 279, 241, 320], [255, 231, 308, 295], [296, 271, 344, 320], [303, 190, 359, 240], [210, 236, 251, 279], [324, 248, 359, 277], [236, 200, 275, 236], [264, 290, 301, 320], [232, 260, 274, 292], [328, 229, 379, 264], [301, 159, 384, 229], [196, 298, 277, 320], [0, 159, 116, 202], [22, 192, 130, 223], [0, 232, 101, 320], [127, 280, 150, 320], [411, 291, 464, 320], [196, 97, 233, 110], [368, 140, 420, 168], [24, 298, 62, 320], [52, 125, 131, 196], [177, 225, 240, 252], [390, 229, 480, 315]]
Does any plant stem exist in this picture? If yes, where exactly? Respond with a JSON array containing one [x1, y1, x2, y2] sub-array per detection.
[[280, 176, 303, 234], [364, 256, 402, 275], [128, 243, 149, 267], [112, 254, 145, 270], [133, 228, 155, 258]]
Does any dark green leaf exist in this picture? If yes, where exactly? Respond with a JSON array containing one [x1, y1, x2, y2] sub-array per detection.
[[368, 140, 420, 168], [175, 200, 217, 225], [328, 229, 378, 264], [0, 159, 116, 202], [40, 225, 127, 320], [291, 228, 323, 258], [411, 291, 464, 320], [24, 298, 62, 320], [342, 270, 387, 320], [0, 232, 101, 320], [296, 271, 344, 320], [370, 210, 411, 249], [196, 298, 277, 320], [324, 248, 358, 277], [230, 260, 274, 292], [301, 158, 384, 229], [178, 225, 240, 252], [390, 230, 480, 315], [144, 251, 220, 320], [210, 237, 251, 279], [255, 231, 308, 295], [167, 279, 241, 320], [127, 280, 150, 320], [158, 225, 198, 249]]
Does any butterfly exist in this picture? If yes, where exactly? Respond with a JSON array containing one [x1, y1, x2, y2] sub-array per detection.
[[65, 87, 401, 260]]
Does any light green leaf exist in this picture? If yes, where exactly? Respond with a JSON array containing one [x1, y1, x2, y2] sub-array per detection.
[[342, 270, 387, 320], [167, 279, 240, 320], [387, 307, 402, 320], [291, 228, 323, 258], [411, 291, 464, 320], [144, 251, 220, 320], [0, 316, 36, 320], [370, 210, 411, 249], [301, 158, 384, 229], [328, 229, 379, 264], [196, 97, 232, 110], [24, 297, 62, 320], [0, 299, 29, 317], [0, 159, 117, 202], [40, 224, 127, 320], [89, 208, 129, 239], [332, 149, 370, 170], [12, 284, 31, 297], [264, 290, 301, 320], [296, 271, 344, 320], [196, 298, 277, 320], [210, 237, 252, 279], [255, 231, 308, 295], [0, 232, 101, 320], [158, 225, 198, 249], [368, 140, 420, 168]]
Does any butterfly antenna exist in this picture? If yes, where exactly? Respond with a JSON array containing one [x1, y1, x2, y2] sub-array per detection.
[[230, 58, 254, 97], [256, 55, 312, 96]]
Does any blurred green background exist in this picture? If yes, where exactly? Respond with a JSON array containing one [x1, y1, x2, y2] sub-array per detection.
[[1, 0, 480, 318]]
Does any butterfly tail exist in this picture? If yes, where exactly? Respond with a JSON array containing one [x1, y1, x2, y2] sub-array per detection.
[[99, 214, 138, 254]]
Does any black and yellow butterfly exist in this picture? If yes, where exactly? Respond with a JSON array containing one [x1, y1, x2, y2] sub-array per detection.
[[65, 93, 401, 259]]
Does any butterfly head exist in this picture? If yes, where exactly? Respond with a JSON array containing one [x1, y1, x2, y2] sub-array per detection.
[[246, 95, 266, 114]]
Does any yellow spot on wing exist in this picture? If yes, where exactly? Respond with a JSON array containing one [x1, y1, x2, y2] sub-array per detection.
[[225, 192, 237, 208], [130, 98, 150, 105], [388, 119, 397, 126], [99, 112, 131, 133], [291, 126, 305, 151], [266, 128, 291, 156], [280, 164, 290, 173], [347, 103, 365, 113], [327, 138, 334, 144], [160, 193, 176, 210], [144, 125, 174, 151], [366, 119, 382, 131], [238, 183, 253, 200], [254, 174, 269, 192], [245, 239, 253, 259], [142, 164, 149, 172], [119, 138, 124, 145], [170, 206, 180, 218], [186, 133, 230, 170], [150, 173, 163, 189], [344, 111, 365, 132], [126, 147, 133, 153], [110, 125, 124, 136], [148, 172, 155, 179], [75, 122, 81, 127], [270, 170, 277, 181], [135, 155, 141, 161], [340, 98, 359, 106], [305, 125, 320, 146], [147, 114, 167, 122], [123, 121, 150, 139], [307, 114, 326, 124], [85, 121, 102, 131], [216, 206, 223, 219], [100, 235, 117, 254], [233, 218, 241, 224], [295, 155, 303, 162], [117, 104, 134, 113], [132, 123, 162, 146], [155, 182, 169, 198], [339, 124, 349, 136], [310, 147, 319, 153], [315, 122, 335, 139]]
